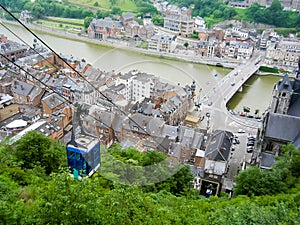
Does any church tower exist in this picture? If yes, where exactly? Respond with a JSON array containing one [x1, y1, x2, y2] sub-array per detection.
[[269, 74, 293, 114]]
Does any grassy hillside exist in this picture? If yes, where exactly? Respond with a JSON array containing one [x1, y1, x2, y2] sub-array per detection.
[[67, 0, 139, 13]]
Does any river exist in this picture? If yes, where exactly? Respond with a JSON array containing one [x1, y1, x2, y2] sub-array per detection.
[[0, 23, 281, 114]]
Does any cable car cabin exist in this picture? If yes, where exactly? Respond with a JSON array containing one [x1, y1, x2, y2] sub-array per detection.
[[66, 134, 100, 179]]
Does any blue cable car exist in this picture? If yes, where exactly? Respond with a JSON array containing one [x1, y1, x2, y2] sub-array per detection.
[[67, 131, 100, 179]]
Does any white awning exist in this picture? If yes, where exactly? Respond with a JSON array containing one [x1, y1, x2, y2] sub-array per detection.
[[6, 119, 27, 129]]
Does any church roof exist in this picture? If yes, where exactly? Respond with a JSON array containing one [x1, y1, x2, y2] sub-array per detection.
[[277, 74, 293, 92]]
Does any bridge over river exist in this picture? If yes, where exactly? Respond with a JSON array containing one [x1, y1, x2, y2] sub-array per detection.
[[200, 50, 265, 133]]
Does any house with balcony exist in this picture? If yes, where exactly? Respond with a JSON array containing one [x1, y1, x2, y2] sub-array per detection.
[[164, 14, 194, 36], [266, 38, 300, 70], [225, 41, 253, 60], [148, 34, 177, 53]]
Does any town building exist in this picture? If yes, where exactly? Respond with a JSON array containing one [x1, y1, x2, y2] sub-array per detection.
[[265, 38, 300, 70], [164, 14, 194, 36], [11, 79, 45, 106], [148, 34, 177, 53], [259, 29, 279, 51], [87, 17, 123, 40], [0, 34, 27, 65], [194, 16, 206, 31], [225, 41, 253, 60], [200, 130, 234, 195]]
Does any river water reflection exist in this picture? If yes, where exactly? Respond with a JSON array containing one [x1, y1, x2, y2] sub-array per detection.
[[1, 23, 281, 113]]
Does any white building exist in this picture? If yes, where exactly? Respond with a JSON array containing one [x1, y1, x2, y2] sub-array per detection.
[[194, 16, 206, 30], [148, 34, 177, 53], [118, 70, 158, 102], [225, 41, 253, 60], [132, 73, 158, 102], [266, 38, 300, 69]]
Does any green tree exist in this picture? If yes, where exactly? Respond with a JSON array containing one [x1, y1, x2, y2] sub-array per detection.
[[30, 3, 45, 19], [152, 15, 164, 26], [109, 0, 117, 6], [0, 175, 23, 224], [213, 9, 222, 19], [14, 131, 66, 174], [84, 16, 93, 28], [234, 166, 287, 196], [111, 7, 122, 15], [184, 42, 189, 49], [96, 10, 110, 19]]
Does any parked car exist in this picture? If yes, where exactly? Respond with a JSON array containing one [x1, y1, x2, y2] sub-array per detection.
[[233, 138, 240, 145], [247, 146, 254, 153], [247, 141, 255, 146], [238, 129, 245, 133]]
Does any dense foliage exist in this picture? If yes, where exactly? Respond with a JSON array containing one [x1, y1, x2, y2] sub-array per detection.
[[245, 0, 300, 28], [0, 0, 158, 21], [169, 0, 237, 20], [170, 0, 300, 28], [0, 131, 300, 224], [259, 66, 280, 73], [0, 0, 94, 19]]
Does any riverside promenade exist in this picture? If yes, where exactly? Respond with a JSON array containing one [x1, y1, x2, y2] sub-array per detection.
[[2, 19, 240, 69]]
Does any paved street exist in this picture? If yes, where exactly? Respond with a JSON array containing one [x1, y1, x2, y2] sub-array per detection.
[[196, 50, 266, 190]]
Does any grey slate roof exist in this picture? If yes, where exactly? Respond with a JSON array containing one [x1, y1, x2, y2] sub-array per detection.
[[93, 17, 123, 29], [98, 111, 114, 128], [28, 86, 43, 100], [147, 117, 164, 137], [16, 51, 52, 65], [265, 112, 300, 142], [151, 34, 176, 43], [205, 130, 233, 161], [169, 142, 181, 157], [260, 152, 276, 169], [112, 114, 126, 132], [288, 78, 300, 117], [191, 131, 204, 149], [292, 132, 300, 147], [277, 74, 293, 92], [181, 128, 194, 148], [288, 94, 300, 117], [42, 92, 65, 109], [75, 61, 88, 73], [0, 40, 27, 54], [11, 80, 34, 96], [121, 13, 134, 21], [84, 67, 102, 81], [162, 124, 178, 140], [128, 114, 152, 134]]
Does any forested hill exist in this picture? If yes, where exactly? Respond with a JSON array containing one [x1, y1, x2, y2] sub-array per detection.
[[0, 0, 159, 19], [1, 0, 300, 28], [169, 0, 300, 28], [1, 131, 300, 224]]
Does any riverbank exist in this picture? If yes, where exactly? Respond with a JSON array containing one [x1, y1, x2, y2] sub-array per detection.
[[2, 19, 239, 69]]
